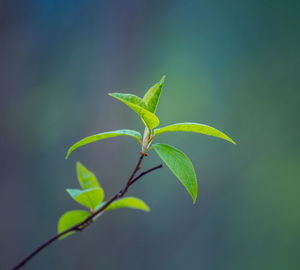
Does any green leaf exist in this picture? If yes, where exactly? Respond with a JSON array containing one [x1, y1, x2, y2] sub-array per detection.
[[154, 122, 236, 144], [107, 197, 150, 212], [76, 162, 100, 190], [66, 129, 142, 159], [66, 187, 104, 209], [142, 75, 165, 113], [58, 210, 90, 239], [95, 197, 150, 212], [111, 93, 148, 109], [153, 143, 197, 203], [109, 93, 160, 130]]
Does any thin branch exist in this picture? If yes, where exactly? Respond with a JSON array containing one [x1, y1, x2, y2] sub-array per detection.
[[11, 153, 163, 270], [130, 164, 163, 185]]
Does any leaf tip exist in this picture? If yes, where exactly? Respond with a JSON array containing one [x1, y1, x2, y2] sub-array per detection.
[[76, 161, 83, 168], [65, 189, 73, 197], [142, 202, 151, 212], [222, 131, 236, 145], [192, 195, 197, 204], [227, 137, 236, 145], [65, 150, 71, 160]]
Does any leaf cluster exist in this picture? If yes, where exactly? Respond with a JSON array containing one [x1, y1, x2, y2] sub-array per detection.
[[58, 163, 149, 239], [65, 75, 235, 204], [12, 76, 236, 270]]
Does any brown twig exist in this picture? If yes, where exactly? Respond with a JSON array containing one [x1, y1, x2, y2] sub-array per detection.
[[11, 153, 162, 270]]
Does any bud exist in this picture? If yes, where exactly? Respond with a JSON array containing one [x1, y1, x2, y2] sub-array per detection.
[[142, 127, 151, 153]]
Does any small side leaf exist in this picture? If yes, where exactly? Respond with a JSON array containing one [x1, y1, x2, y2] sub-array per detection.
[[66, 129, 142, 159], [154, 122, 236, 144], [153, 143, 197, 203], [109, 93, 160, 130], [58, 210, 90, 239], [66, 187, 104, 209], [76, 162, 100, 190], [142, 75, 165, 113], [95, 197, 150, 212]]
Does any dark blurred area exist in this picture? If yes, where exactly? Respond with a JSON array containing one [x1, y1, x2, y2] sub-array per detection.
[[1, 0, 300, 269]]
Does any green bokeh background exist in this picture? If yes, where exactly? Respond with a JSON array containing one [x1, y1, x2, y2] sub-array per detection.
[[1, 1, 300, 269]]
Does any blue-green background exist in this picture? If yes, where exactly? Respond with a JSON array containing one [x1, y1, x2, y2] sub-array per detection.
[[1, 1, 300, 269]]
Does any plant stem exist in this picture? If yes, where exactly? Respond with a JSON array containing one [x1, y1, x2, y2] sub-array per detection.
[[11, 153, 162, 270]]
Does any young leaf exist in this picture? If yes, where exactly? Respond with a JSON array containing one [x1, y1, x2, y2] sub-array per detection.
[[154, 122, 236, 144], [107, 197, 150, 211], [95, 197, 150, 212], [66, 187, 104, 209], [142, 75, 166, 113], [66, 129, 142, 159], [76, 162, 100, 190], [109, 93, 160, 130], [153, 143, 197, 203], [58, 210, 90, 239], [110, 93, 148, 109]]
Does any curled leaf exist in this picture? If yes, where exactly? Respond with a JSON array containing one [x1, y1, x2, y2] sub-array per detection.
[[109, 93, 159, 130], [143, 75, 165, 113]]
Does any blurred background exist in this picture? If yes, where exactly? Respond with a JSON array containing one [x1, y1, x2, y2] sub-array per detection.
[[1, 0, 300, 269]]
